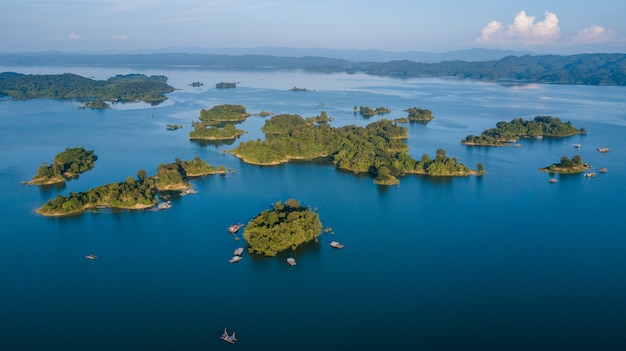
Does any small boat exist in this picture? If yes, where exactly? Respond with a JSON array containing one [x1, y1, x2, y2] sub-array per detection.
[[599, 168, 608, 173], [584, 172, 597, 178], [330, 241, 344, 249], [233, 247, 243, 256], [513, 143, 521, 148], [597, 147, 610, 153], [154, 200, 171, 211], [228, 223, 244, 234], [549, 178, 558, 183], [573, 144, 582, 149], [229, 256, 242, 263], [287, 257, 296, 266], [220, 328, 237, 344], [85, 254, 97, 260], [179, 188, 197, 196]]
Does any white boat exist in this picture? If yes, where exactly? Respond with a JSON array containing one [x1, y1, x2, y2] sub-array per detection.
[[220, 328, 237, 344], [233, 247, 243, 256], [85, 254, 97, 260], [549, 178, 558, 183], [229, 256, 242, 263], [287, 257, 296, 266], [330, 241, 344, 249]]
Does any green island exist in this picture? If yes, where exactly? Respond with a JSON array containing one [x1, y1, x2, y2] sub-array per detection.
[[462, 116, 586, 146], [190, 123, 246, 140], [166, 124, 183, 131], [404, 107, 435, 122], [290, 86, 313, 92], [189, 104, 250, 140], [228, 113, 482, 185], [36, 157, 225, 216], [243, 198, 323, 256], [539, 155, 590, 174], [79, 99, 111, 109], [0, 72, 175, 105], [357, 106, 391, 117], [27, 147, 98, 185], [215, 82, 237, 89]]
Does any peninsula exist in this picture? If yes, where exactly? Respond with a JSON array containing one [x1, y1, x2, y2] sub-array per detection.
[[0, 72, 175, 105], [36, 157, 225, 217], [462, 116, 586, 146], [27, 147, 97, 185], [243, 198, 323, 256], [539, 155, 590, 174]]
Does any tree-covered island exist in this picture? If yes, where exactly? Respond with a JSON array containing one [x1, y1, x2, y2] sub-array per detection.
[[27, 147, 98, 185], [358, 106, 391, 117], [539, 155, 590, 174], [228, 113, 481, 185], [215, 82, 237, 89], [189, 104, 250, 140], [462, 116, 586, 146], [243, 198, 323, 256], [36, 157, 225, 216], [0, 72, 175, 105]]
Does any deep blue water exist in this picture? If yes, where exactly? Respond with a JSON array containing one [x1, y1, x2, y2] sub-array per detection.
[[1, 66, 625, 351]]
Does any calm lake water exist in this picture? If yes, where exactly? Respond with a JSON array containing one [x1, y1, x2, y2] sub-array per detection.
[[1, 66, 625, 351]]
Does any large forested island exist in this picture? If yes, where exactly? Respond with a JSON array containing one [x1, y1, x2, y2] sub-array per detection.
[[539, 155, 590, 174], [0, 72, 175, 105], [243, 198, 323, 256], [27, 147, 97, 185], [36, 157, 225, 216], [462, 116, 586, 146], [189, 104, 249, 140], [229, 113, 480, 185]]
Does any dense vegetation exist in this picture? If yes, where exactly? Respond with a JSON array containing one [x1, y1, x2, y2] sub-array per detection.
[[216, 82, 237, 89], [404, 107, 434, 122], [358, 106, 391, 117], [190, 104, 250, 140], [229, 113, 478, 184], [0, 73, 175, 103], [198, 104, 250, 124], [462, 116, 586, 146], [36, 157, 224, 216], [539, 155, 589, 174], [190, 123, 246, 140], [243, 199, 323, 256], [28, 147, 98, 185], [364, 54, 626, 85]]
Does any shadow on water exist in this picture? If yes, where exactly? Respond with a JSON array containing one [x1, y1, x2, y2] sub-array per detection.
[[37, 181, 67, 195]]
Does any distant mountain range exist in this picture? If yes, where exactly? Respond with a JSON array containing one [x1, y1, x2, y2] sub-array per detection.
[[1, 49, 624, 86]]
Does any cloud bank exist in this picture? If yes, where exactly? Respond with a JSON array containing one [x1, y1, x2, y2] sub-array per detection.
[[477, 11, 560, 46]]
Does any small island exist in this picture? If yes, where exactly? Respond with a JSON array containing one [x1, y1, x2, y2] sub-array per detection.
[[189, 81, 203, 87], [215, 82, 237, 89], [0, 72, 175, 105], [539, 155, 590, 174], [79, 99, 110, 109], [228, 113, 481, 185], [243, 198, 323, 256], [462, 116, 586, 146], [166, 124, 183, 131], [189, 104, 250, 140], [357, 106, 391, 117], [36, 157, 225, 216], [404, 107, 434, 123], [27, 147, 98, 185], [290, 86, 313, 92]]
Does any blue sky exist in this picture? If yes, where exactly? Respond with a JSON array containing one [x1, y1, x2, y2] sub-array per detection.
[[1, 0, 625, 54]]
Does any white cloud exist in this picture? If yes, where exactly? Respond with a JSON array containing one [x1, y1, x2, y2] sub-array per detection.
[[113, 34, 128, 41], [477, 11, 560, 46], [571, 25, 616, 44], [68, 32, 82, 41]]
